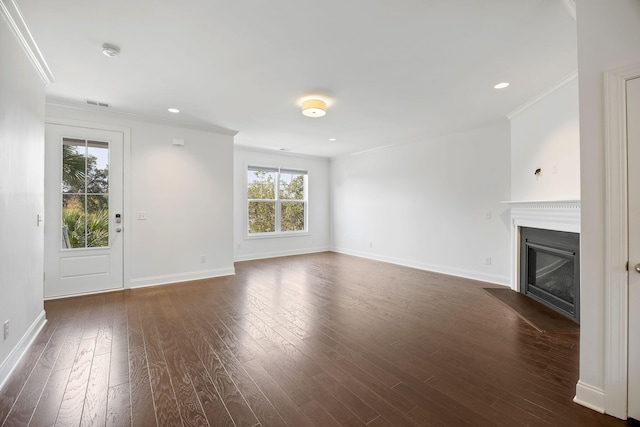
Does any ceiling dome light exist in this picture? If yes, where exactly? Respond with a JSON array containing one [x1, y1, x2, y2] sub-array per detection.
[[328, 138, 337, 141], [102, 43, 120, 57], [494, 82, 510, 89], [302, 99, 327, 117], [168, 108, 180, 113]]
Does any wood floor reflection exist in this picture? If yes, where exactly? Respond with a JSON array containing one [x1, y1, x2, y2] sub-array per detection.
[[0, 252, 628, 426]]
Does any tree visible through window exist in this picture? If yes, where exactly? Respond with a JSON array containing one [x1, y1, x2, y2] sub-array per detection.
[[62, 138, 110, 248], [247, 166, 307, 234]]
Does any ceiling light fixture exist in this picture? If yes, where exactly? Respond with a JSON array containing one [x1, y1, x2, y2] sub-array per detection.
[[328, 138, 337, 141], [494, 82, 510, 89], [302, 99, 327, 117], [102, 43, 120, 57], [168, 108, 180, 113]]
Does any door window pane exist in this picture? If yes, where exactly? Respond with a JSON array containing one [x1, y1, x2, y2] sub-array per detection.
[[61, 137, 109, 249], [62, 194, 86, 248], [86, 140, 109, 194], [62, 138, 86, 193], [87, 195, 109, 247]]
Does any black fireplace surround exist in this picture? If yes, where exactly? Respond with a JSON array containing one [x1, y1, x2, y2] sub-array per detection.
[[520, 227, 580, 323]]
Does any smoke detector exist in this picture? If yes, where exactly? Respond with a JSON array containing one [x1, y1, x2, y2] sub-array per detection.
[[102, 43, 120, 57]]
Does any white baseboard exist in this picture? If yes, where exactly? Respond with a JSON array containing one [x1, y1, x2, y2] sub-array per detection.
[[234, 246, 331, 262], [129, 266, 235, 289], [574, 380, 606, 413], [0, 310, 47, 391], [331, 247, 510, 286]]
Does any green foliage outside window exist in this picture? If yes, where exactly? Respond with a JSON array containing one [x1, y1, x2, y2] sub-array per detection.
[[62, 140, 110, 248], [248, 168, 306, 234]]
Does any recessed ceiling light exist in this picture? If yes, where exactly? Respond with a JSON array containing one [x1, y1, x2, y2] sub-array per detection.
[[494, 82, 510, 89], [328, 138, 337, 141], [168, 108, 180, 113], [102, 43, 120, 57]]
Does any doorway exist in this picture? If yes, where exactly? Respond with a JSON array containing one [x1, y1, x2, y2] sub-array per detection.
[[603, 63, 640, 421], [44, 124, 124, 298], [626, 76, 640, 422]]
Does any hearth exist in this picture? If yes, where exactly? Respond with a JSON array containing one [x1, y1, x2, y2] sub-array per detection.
[[520, 227, 580, 323]]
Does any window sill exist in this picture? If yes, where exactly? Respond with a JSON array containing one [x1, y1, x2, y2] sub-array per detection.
[[245, 231, 309, 240]]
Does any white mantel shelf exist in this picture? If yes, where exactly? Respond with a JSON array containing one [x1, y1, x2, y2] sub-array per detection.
[[506, 199, 581, 291]]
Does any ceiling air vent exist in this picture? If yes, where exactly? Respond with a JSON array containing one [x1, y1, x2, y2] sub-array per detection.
[[86, 100, 110, 108]]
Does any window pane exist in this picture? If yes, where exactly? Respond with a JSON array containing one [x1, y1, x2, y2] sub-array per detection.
[[87, 140, 109, 194], [87, 195, 109, 247], [281, 202, 305, 231], [62, 138, 86, 194], [248, 201, 275, 233], [62, 194, 86, 248], [248, 170, 276, 199], [279, 172, 305, 200]]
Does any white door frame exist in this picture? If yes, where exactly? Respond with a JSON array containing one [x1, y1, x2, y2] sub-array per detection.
[[45, 116, 131, 297], [604, 62, 640, 419]]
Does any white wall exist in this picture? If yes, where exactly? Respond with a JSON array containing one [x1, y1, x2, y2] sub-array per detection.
[[510, 76, 580, 201], [234, 146, 330, 261], [46, 104, 236, 288], [575, 0, 640, 416], [0, 13, 47, 385], [330, 121, 511, 285]]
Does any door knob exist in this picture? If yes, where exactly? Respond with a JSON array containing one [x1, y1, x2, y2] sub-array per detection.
[[116, 228, 122, 233], [635, 263, 640, 273]]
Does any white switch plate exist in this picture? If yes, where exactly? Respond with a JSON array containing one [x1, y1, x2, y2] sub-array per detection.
[[137, 211, 147, 220]]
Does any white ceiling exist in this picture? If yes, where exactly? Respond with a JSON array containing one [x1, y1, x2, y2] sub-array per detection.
[[18, 0, 577, 158]]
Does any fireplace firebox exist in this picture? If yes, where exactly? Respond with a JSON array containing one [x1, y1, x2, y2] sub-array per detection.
[[520, 227, 580, 323]]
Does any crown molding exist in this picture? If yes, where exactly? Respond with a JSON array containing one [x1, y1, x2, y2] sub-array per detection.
[[0, 0, 53, 83], [234, 143, 328, 160], [507, 72, 578, 120], [46, 100, 238, 136]]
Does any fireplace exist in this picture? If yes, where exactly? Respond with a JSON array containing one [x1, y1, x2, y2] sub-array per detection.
[[506, 200, 581, 322], [520, 227, 580, 323]]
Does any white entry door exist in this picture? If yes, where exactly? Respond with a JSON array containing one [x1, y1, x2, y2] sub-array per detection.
[[627, 76, 640, 421], [44, 124, 124, 298]]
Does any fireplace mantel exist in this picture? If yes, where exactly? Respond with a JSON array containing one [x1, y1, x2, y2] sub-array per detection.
[[503, 200, 581, 290]]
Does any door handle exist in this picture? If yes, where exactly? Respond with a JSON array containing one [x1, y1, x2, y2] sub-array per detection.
[[635, 263, 640, 273], [116, 228, 122, 233]]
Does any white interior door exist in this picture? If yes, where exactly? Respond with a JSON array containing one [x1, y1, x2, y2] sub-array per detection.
[[44, 124, 124, 298], [627, 76, 640, 421]]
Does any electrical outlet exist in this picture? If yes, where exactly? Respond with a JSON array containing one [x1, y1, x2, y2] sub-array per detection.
[[369, 241, 373, 248], [485, 211, 492, 220], [136, 211, 147, 220], [3, 320, 9, 340], [200, 255, 206, 263], [485, 257, 492, 266]]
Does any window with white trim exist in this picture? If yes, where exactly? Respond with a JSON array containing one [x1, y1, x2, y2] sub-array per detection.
[[247, 166, 307, 235]]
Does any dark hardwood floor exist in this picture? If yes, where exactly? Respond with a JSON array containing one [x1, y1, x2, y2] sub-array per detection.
[[0, 252, 629, 426]]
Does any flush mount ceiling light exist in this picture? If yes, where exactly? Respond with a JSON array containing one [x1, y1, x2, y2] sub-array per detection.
[[102, 43, 120, 57], [494, 82, 510, 89], [328, 138, 337, 141], [168, 108, 180, 113], [301, 99, 327, 117]]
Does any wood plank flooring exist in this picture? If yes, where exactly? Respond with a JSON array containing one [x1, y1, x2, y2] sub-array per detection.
[[0, 252, 630, 426]]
